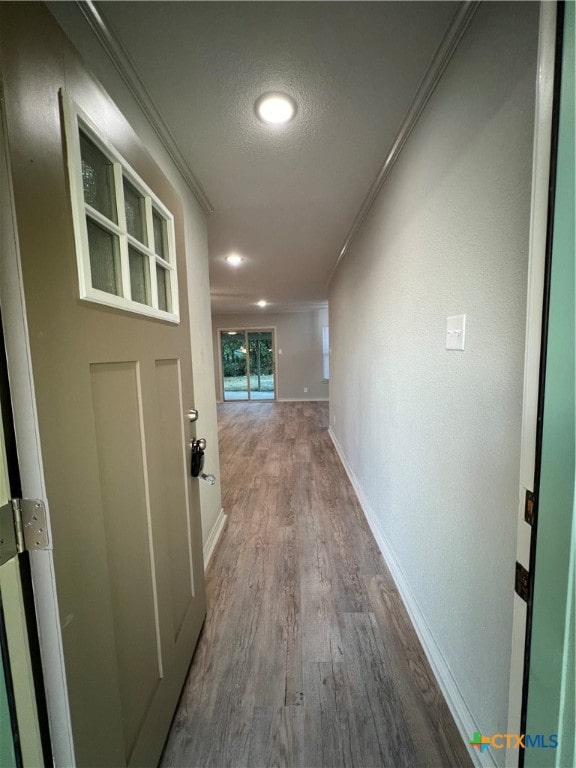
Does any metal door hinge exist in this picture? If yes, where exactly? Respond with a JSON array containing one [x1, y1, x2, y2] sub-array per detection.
[[524, 489, 536, 525], [515, 561, 530, 603], [0, 498, 48, 565]]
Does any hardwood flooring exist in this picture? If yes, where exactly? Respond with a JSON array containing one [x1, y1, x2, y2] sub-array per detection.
[[160, 402, 472, 768]]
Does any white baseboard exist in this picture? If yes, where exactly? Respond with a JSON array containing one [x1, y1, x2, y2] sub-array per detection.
[[203, 507, 227, 570], [277, 397, 329, 402], [328, 428, 496, 768]]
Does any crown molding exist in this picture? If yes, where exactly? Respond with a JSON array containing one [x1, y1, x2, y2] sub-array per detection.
[[76, 1, 214, 215], [329, 0, 480, 285]]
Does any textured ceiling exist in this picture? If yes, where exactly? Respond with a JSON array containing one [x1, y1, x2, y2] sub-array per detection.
[[67, 1, 459, 314]]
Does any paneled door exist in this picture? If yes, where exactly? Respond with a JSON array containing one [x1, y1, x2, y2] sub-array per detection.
[[1, 5, 206, 766]]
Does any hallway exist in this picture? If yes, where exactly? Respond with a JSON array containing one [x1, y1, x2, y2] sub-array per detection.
[[161, 402, 472, 767]]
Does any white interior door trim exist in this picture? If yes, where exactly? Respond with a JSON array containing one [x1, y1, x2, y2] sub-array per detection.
[[0, 97, 75, 767], [507, 0, 557, 744]]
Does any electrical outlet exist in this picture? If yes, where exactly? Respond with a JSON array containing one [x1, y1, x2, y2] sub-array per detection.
[[304, 387, 308, 393]]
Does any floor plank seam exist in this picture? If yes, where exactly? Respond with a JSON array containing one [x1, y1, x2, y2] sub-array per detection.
[[161, 402, 472, 768]]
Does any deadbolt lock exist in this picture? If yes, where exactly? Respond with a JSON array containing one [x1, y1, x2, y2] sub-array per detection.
[[190, 438, 206, 477]]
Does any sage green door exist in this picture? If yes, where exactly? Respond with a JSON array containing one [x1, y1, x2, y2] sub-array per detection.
[[0, 406, 22, 768], [0, 647, 17, 768], [1, 5, 206, 766], [524, 4, 575, 766]]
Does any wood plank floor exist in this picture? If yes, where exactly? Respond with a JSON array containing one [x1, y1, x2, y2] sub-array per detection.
[[160, 402, 473, 768]]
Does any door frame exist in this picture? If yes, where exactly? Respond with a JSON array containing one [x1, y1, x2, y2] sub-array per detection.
[[217, 326, 278, 403], [507, 0, 563, 755], [0, 306, 53, 767], [0, 90, 75, 765], [519, 0, 574, 761]]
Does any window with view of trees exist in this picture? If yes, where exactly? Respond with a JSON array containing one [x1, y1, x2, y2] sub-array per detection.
[[220, 330, 275, 401]]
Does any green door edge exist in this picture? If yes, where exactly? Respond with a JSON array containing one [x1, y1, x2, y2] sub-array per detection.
[[525, 2, 575, 765]]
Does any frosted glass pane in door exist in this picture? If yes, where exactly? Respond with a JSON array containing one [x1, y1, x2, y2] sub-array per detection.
[[153, 212, 165, 259], [156, 265, 171, 312], [80, 133, 116, 222], [129, 248, 151, 306], [87, 219, 121, 296], [123, 180, 147, 245]]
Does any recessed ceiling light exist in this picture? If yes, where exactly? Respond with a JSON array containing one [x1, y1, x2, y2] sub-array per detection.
[[257, 300, 268, 308], [225, 253, 243, 266], [255, 93, 297, 125], [227, 331, 238, 335]]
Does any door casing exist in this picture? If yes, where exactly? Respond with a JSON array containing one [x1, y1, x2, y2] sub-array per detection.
[[522, 1, 575, 764], [0, 78, 76, 766], [506, 0, 558, 754]]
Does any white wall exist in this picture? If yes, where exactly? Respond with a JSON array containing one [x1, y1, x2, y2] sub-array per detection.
[[212, 308, 329, 401], [329, 2, 538, 759], [48, 3, 223, 553]]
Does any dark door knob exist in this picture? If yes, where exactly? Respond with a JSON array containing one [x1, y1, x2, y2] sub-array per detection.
[[190, 438, 206, 477]]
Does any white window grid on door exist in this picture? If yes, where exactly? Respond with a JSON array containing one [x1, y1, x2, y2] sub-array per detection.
[[61, 91, 180, 323]]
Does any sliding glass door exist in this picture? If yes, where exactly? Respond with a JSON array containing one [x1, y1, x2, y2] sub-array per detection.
[[247, 331, 274, 399], [220, 329, 275, 401], [220, 330, 248, 400]]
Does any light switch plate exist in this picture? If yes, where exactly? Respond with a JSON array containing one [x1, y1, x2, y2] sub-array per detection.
[[446, 314, 466, 351]]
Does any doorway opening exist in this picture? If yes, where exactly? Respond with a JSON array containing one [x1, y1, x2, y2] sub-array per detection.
[[219, 329, 275, 401]]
